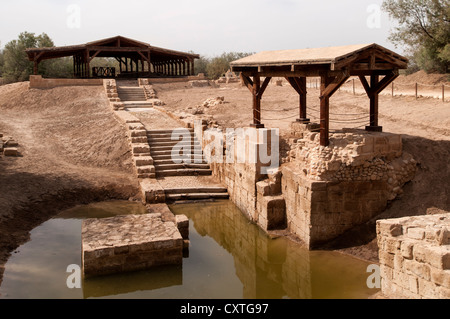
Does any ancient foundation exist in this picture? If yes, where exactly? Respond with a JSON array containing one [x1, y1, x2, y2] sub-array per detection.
[[377, 213, 450, 299], [82, 211, 187, 278], [203, 121, 417, 249]]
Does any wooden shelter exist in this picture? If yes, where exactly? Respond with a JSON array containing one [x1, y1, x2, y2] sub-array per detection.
[[25, 35, 199, 79], [230, 43, 408, 146]]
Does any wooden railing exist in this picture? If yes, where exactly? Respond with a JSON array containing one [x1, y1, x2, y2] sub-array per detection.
[[92, 67, 116, 78]]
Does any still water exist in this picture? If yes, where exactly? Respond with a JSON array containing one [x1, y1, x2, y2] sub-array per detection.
[[0, 200, 378, 299]]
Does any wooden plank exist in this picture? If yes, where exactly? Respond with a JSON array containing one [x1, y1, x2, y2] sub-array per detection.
[[252, 75, 262, 127], [373, 70, 399, 94], [257, 77, 272, 98], [373, 51, 408, 69], [319, 74, 332, 147], [359, 75, 371, 95], [89, 50, 102, 63], [241, 74, 254, 93], [137, 51, 150, 63], [320, 70, 349, 98]]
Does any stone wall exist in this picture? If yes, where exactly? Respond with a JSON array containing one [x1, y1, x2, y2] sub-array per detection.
[[206, 129, 273, 221], [281, 124, 417, 248], [29, 75, 103, 89], [377, 214, 450, 299], [138, 74, 206, 84]]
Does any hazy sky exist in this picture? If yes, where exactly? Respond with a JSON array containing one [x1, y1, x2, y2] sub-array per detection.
[[0, 0, 399, 56]]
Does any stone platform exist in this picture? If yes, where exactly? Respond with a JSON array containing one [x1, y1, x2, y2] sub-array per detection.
[[82, 213, 183, 278]]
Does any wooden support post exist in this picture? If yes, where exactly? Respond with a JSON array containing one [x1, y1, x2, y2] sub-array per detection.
[[415, 82, 418, 100], [190, 59, 194, 76], [443, 84, 445, 102], [252, 75, 263, 128], [241, 74, 271, 129], [392, 82, 394, 97], [359, 71, 398, 132], [285, 77, 309, 123], [369, 74, 379, 129], [320, 75, 331, 147]]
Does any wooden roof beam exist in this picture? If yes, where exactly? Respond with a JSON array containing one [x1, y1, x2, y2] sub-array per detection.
[[320, 70, 350, 98]]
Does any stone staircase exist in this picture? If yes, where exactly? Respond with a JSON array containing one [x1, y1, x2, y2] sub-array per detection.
[[147, 128, 212, 177], [146, 127, 229, 202], [117, 85, 154, 108]]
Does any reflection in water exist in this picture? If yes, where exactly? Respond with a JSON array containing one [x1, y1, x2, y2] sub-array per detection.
[[170, 201, 376, 299], [0, 200, 377, 299]]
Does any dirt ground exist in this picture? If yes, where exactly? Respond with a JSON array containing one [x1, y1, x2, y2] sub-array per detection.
[[0, 71, 449, 286], [0, 83, 141, 284]]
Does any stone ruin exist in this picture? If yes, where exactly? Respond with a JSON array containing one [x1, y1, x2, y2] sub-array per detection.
[[0, 133, 19, 157], [377, 213, 450, 299], [217, 70, 240, 84]]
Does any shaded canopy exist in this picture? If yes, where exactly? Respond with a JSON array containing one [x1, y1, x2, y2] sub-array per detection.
[[231, 43, 408, 146], [25, 35, 200, 78]]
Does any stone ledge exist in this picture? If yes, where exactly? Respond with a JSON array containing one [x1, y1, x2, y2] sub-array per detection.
[[82, 213, 183, 278]]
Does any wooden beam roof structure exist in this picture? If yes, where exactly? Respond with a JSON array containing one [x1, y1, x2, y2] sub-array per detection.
[[230, 43, 408, 146], [26, 35, 200, 79]]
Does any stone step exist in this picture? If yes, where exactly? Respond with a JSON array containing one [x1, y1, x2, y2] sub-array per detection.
[[165, 193, 229, 201], [154, 159, 207, 165], [150, 145, 202, 152], [164, 187, 228, 194], [156, 169, 212, 177], [155, 163, 210, 170], [124, 104, 154, 108], [151, 150, 204, 156], [148, 136, 199, 142], [148, 140, 201, 147], [152, 156, 206, 162]]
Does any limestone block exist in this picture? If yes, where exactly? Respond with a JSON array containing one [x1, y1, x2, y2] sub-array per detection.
[[176, 214, 189, 240], [407, 227, 425, 240], [256, 180, 270, 196], [82, 214, 183, 278], [377, 220, 403, 237], [5, 140, 18, 147], [401, 240, 414, 259], [136, 165, 155, 175], [404, 259, 431, 281], [430, 267, 450, 289], [140, 180, 165, 203], [130, 130, 148, 138], [131, 136, 148, 144], [132, 143, 151, 154], [3, 147, 18, 157], [134, 156, 154, 167], [128, 123, 145, 131]]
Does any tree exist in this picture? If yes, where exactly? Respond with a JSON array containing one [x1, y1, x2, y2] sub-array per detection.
[[382, 0, 450, 73], [2, 32, 72, 83], [206, 52, 253, 80], [0, 42, 4, 77]]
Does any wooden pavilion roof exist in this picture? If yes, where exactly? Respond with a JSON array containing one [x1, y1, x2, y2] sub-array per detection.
[[231, 43, 408, 75], [25, 35, 200, 62], [230, 43, 409, 147]]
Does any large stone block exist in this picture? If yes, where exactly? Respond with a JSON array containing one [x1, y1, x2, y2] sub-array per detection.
[[82, 214, 183, 278]]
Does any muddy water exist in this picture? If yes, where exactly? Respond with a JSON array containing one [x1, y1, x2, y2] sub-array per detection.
[[0, 200, 378, 299]]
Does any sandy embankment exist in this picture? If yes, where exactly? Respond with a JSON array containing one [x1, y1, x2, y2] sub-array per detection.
[[0, 82, 140, 283]]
